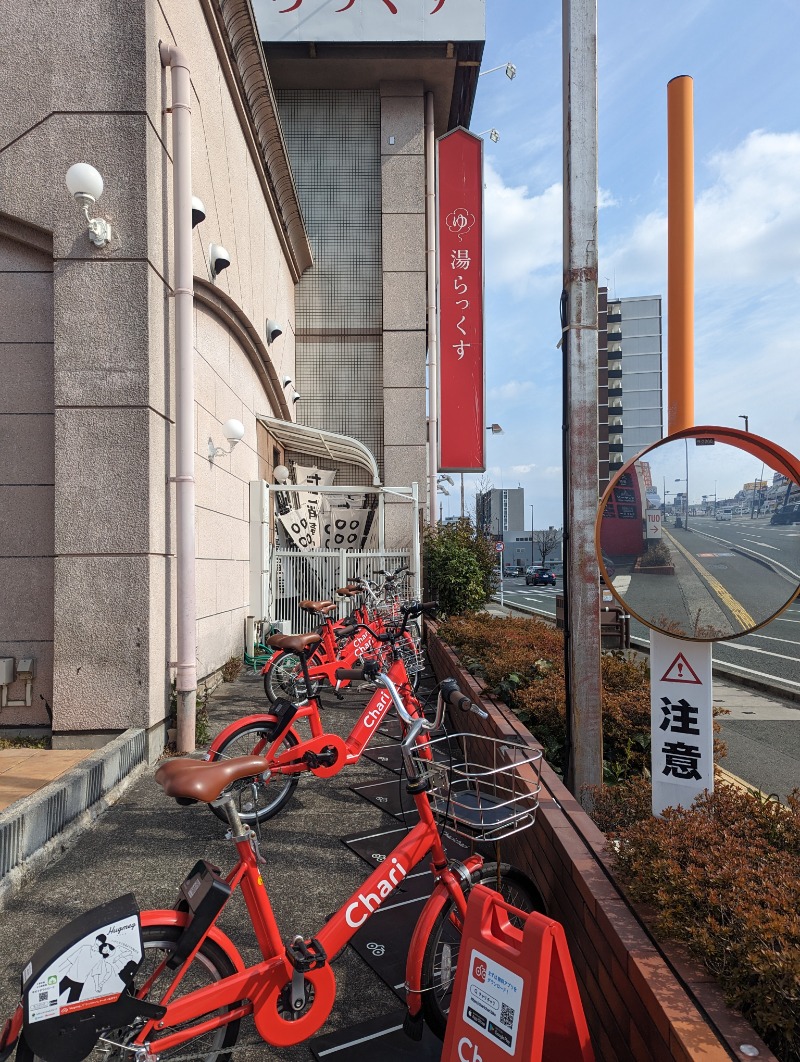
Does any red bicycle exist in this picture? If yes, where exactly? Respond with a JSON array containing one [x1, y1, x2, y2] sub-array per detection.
[[206, 604, 430, 825], [262, 569, 422, 703], [1, 674, 544, 1061]]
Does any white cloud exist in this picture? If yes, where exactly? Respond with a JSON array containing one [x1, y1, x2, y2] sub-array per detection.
[[488, 379, 533, 402], [483, 160, 562, 295], [511, 463, 536, 474], [603, 130, 800, 293]]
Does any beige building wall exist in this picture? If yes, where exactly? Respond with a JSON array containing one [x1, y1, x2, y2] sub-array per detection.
[[381, 81, 428, 548], [0, 0, 301, 743]]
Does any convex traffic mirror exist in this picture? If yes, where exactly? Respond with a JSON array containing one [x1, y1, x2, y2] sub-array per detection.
[[596, 427, 800, 641]]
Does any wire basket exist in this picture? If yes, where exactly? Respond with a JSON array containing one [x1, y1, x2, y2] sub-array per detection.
[[399, 641, 425, 676], [411, 733, 543, 842]]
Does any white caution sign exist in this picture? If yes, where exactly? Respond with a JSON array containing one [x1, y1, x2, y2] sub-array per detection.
[[650, 631, 713, 817]]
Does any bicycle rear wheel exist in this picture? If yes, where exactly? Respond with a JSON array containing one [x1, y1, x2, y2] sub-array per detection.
[[264, 650, 319, 703], [208, 719, 299, 825], [16, 925, 240, 1062], [420, 863, 545, 1040]]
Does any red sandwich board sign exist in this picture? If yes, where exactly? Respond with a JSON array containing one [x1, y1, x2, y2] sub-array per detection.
[[436, 127, 485, 472], [651, 632, 713, 817], [441, 885, 595, 1062]]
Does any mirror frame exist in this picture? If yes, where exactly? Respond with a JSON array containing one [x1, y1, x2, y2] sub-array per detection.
[[595, 425, 800, 641]]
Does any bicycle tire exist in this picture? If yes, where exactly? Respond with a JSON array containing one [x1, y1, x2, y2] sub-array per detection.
[[208, 719, 300, 825], [420, 863, 546, 1040], [264, 650, 319, 703], [16, 925, 240, 1062]]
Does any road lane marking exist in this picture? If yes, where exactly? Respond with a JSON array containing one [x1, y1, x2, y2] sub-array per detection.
[[742, 538, 781, 550], [663, 530, 755, 630], [612, 575, 631, 594], [689, 526, 800, 580], [723, 642, 800, 663], [748, 634, 800, 647], [710, 658, 800, 689]]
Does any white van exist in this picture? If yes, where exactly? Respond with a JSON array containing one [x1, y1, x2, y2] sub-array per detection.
[[716, 508, 733, 522]]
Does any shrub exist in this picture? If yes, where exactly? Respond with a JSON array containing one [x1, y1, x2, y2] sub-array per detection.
[[424, 518, 498, 616], [608, 786, 800, 1062], [439, 613, 651, 778], [643, 539, 671, 566], [221, 656, 243, 682]]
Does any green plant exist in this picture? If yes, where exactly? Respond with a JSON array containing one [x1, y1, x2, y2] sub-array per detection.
[[643, 539, 671, 566], [167, 679, 211, 749], [423, 518, 498, 616]]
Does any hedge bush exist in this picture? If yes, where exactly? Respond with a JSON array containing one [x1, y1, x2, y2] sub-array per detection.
[[594, 783, 800, 1062], [439, 612, 651, 779], [436, 613, 798, 1061]]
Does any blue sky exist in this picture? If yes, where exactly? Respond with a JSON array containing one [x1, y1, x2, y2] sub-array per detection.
[[455, 0, 800, 528]]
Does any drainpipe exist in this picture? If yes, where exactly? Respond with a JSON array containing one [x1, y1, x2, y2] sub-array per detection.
[[425, 91, 439, 527], [160, 42, 197, 753]]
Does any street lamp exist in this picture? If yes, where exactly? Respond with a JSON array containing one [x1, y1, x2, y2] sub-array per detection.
[[486, 423, 504, 435], [478, 128, 501, 143], [739, 414, 749, 433]]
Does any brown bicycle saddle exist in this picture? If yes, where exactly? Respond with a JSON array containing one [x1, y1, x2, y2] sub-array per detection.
[[265, 631, 322, 653], [298, 599, 337, 614], [155, 756, 270, 803]]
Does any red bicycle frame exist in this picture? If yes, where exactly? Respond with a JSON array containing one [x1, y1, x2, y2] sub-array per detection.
[[212, 657, 418, 779]]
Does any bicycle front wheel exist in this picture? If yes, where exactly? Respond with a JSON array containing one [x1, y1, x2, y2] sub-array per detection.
[[420, 863, 546, 1039], [264, 650, 319, 703], [208, 719, 299, 825], [16, 925, 240, 1062]]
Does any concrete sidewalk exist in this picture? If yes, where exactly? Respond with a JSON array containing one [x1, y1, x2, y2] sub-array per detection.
[[0, 670, 439, 1061]]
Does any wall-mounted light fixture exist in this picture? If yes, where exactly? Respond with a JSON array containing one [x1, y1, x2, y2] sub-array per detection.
[[438, 474, 454, 486], [292, 392, 301, 405], [486, 423, 504, 435], [65, 163, 112, 247], [209, 243, 231, 280], [273, 464, 290, 484], [478, 128, 501, 143], [191, 196, 206, 228], [266, 319, 283, 345], [282, 376, 293, 389], [208, 418, 245, 463], [479, 62, 517, 80]]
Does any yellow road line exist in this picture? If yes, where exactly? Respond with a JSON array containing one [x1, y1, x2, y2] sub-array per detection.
[[662, 529, 755, 630]]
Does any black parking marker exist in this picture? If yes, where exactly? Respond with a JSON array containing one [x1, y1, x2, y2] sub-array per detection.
[[363, 742, 404, 773], [351, 777, 419, 819], [349, 892, 427, 999], [343, 822, 476, 869], [310, 1009, 442, 1060]]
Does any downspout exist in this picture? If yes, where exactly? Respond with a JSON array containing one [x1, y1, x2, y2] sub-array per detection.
[[160, 42, 197, 753], [425, 92, 439, 527]]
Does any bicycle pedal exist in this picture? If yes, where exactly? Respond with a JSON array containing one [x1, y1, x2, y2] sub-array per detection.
[[285, 935, 327, 972]]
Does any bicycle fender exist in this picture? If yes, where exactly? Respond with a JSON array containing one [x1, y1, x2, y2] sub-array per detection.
[[205, 714, 289, 758], [403, 856, 483, 1017], [139, 910, 246, 973], [0, 1006, 22, 1062]]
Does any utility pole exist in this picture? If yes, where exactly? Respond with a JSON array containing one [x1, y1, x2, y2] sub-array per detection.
[[562, 0, 602, 794]]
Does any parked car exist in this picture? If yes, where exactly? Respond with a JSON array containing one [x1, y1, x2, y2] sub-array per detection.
[[770, 502, 800, 525], [525, 566, 556, 586]]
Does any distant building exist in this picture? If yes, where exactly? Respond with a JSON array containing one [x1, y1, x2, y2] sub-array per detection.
[[599, 290, 663, 493], [476, 488, 524, 536]]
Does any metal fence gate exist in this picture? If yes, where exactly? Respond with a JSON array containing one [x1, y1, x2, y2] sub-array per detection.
[[249, 481, 421, 636]]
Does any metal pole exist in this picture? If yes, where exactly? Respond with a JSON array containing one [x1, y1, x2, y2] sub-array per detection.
[[667, 76, 695, 432], [562, 0, 602, 795], [530, 502, 535, 565], [161, 43, 197, 754], [460, 473, 465, 518], [425, 92, 439, 527]]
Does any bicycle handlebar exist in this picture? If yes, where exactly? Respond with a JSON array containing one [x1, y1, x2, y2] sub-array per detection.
[[438, 678, 489, 719]]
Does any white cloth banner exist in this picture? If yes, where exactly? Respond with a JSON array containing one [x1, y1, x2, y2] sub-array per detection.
[[322, 508, 370, 550]]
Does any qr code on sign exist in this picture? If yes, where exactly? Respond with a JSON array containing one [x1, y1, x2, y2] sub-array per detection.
[[500, 1002, 514, 1029], [37, 991, 49, 1003]]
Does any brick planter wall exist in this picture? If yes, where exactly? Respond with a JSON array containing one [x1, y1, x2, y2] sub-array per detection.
[[427, 625, 775, 1062]]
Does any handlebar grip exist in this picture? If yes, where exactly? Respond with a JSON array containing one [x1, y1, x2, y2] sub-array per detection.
[[439, 678, 487, 717], [335, 667, 364, 681]]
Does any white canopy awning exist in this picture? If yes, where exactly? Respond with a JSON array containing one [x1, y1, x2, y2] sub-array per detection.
[[257, 416, 381, 486]]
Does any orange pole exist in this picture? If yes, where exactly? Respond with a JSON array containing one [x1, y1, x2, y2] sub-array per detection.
[[667, 75, 694, 433]]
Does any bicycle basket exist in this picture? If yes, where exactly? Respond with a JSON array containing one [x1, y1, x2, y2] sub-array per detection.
[[411, 733, 543, 842], [399, 641, 425, 676]]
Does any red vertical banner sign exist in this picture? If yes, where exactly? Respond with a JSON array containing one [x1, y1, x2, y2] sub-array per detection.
[[437, 128, 485, 471]]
